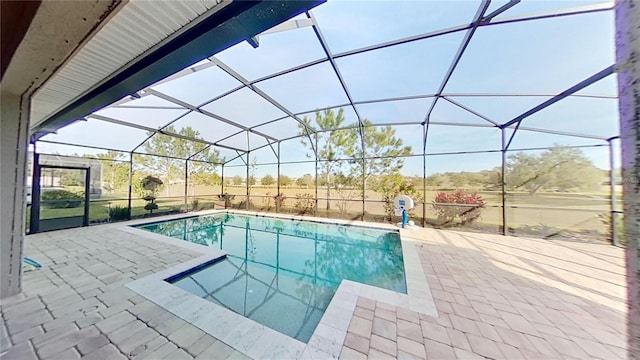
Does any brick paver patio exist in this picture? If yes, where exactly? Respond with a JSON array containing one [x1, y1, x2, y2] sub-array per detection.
[[0, 224, 250, 360], [0, 219, 627, 359], [342, 229, 627, 359]]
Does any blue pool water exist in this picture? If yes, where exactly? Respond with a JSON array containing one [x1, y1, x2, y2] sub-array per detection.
[[134, 214, 406, 342]]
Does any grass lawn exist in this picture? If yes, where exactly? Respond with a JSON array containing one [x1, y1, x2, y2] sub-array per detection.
[[36, 197, 190, 223], [28, 184, 614, 241], [220, 185, 612, 238]]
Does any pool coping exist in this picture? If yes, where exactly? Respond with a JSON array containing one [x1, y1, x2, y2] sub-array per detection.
[[122, 210, 437, 359]]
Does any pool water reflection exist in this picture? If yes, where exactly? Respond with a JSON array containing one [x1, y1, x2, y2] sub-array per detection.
[[135, 214, 406, 342]]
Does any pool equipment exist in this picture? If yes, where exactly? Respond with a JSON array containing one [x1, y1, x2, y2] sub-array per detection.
[[23, 257, 42, 272], [394, 195, 415, 228]]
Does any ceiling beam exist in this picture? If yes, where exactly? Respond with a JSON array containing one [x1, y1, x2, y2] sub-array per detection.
[[31, 0, 325, 139]]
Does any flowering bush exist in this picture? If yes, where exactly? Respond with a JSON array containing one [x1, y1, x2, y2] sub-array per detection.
[[433, 190, 485, 226]]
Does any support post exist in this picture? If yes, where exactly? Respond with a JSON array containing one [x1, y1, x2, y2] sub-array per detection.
[[314, 134, 318, 217], [247, 131, 251, 211], [29, 152, 41, 234], [1, 92, 30, 298], [128, 152, 133, 220], [221, 164, 225, 209], [221, 164, 225, 195], [83, 167, 91, 226], [501, 128, 508, 236], [246, 153, 250, 210], [422, 123, 427, 227], [184, 159, 189, 212], [615, 0, 640, 357], [277, 142, 281, 213], [361, 130, 366, 222], [608, 139, 618, 246]]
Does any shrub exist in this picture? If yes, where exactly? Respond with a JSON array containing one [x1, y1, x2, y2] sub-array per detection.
[[373, 174, 421, 221], [237, 199, 254, 209], [140, 175, 163, 214], [218, 193, 235, 208], [132, 174, 165, 199], [191, 199, 199, 211], [294, 193, 315, 214], [262, 193, 273, 208], [433, 190, 485, 226], [144, 202, 159, 211], [273, 192, 287, 208], [109, 205, 129, 221], [141, 175, 163, 191], [41, 190, 83, 209]]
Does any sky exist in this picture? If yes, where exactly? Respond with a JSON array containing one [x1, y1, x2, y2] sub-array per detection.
[[37, 0, 619, 177]]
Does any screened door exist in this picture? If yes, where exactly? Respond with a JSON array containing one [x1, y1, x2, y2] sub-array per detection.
[[30, 164, 90, 233]]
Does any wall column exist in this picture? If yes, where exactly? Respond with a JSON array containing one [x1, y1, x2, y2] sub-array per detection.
[[0, 92, 30, 299], [615, 0, 639, 357]]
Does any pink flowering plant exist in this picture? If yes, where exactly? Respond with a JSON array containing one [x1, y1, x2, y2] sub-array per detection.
[[433, 190, 485, 226]]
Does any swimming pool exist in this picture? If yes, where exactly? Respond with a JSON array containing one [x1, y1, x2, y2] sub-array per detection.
[[134, 213, 406, 342]]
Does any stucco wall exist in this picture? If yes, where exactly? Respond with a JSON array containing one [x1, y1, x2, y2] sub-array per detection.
[[0, 93, 29, 298], [615, 0, 640, 358]]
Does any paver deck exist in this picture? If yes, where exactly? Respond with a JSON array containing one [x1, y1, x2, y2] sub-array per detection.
[[341, 229, 627, 359], [0, 215, 627, 359]]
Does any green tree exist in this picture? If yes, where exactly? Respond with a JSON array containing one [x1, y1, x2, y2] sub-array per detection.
[[296, 174, 314, 188], [349, 119, 412, 196], [317, 172, 328, 187], [247, 157, 257, 198], [506, 145, 601, 196], [141, 175, 163, 213], [261, 174, 275, 186], [189, 171, 221, 187], [478, 169, 501, 190], [372, 174, 421, 220], [96, 151, 129, 193], [279, 175, 292, 186], [59, 170, 83, 187], [448, 172, 466, 188], [426, 174, 444, 187], [546, 147, 602, 191], [333, 172, 359, 214], [462, 172, 483, 187], [135, 126, 221, 196], [299, 108, 355, 210], [232, 175, 243, 186], [131, 172, 165, 199], [410, 176, 423, 189]]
